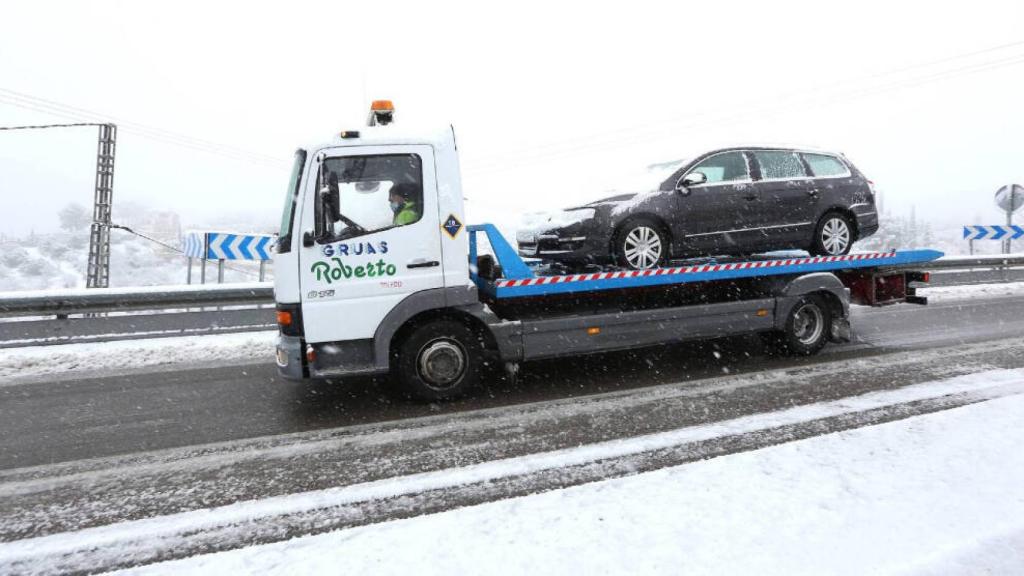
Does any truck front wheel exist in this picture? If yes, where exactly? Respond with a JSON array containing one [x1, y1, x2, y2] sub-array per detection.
[[394, 320, 484, 401]]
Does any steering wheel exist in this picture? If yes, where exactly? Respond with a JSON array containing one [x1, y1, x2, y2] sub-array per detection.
[[336, 213, 367, 236]]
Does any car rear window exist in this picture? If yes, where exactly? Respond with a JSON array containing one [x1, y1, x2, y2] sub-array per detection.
[[753, 151, 806, 180], [803, 153, 849, 177]]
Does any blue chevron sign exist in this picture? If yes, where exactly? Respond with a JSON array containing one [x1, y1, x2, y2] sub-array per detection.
[[205, 232, 275, 260], [963, 225, 1024, 241], [182, 232, 206, 258]]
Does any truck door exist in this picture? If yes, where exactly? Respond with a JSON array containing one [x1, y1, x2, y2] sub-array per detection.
[[297, 145, 445, 343]]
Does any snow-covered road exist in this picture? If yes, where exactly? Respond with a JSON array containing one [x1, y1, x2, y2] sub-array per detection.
[[124, 374, 1024, 575], [3, 285, 1024, 574], [4, 357, 1024, 575]]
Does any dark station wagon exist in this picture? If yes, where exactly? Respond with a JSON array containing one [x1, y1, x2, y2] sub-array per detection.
[[517, 147, 879, 270]]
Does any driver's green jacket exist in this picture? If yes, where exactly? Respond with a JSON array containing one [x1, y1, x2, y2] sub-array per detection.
[[394, 201, 419, 226]]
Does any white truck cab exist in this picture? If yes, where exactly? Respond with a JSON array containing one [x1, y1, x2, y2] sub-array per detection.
[[273, 102, 934, 401], [275, 104, 489, 393]]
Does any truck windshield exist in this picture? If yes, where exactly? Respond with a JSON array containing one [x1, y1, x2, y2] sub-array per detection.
[[317, 154, 423, 241], [278, 149, 307, 253]]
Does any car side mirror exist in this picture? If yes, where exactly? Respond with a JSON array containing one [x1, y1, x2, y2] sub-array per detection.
[[675, 172, 706, 195]]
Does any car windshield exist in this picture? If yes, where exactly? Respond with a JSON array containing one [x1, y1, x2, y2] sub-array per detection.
[[603, 158, 689, 192]]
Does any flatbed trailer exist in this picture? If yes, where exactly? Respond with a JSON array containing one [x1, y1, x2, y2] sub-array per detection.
[[272, 103, 942, 400]]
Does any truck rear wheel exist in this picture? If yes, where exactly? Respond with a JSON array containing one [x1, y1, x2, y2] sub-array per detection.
[[762, 294, 832, 356], [394, 320, 484, 401]]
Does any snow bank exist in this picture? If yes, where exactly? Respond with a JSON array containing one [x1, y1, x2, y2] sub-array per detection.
[[918, 280, 1024, 303], [0, 331, 277, 383], [125, 378, 1024, 575]]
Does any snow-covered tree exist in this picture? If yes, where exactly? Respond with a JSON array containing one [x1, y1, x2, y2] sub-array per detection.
[[58, 203, 91, 232], [857, 209, 934, 251]]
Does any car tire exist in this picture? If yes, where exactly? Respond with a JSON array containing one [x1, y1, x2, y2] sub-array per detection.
[[614, 218, 669, 270], [761, 294, 832, 356], [810, 212, 854, 256], [393, 320, 484, 401]]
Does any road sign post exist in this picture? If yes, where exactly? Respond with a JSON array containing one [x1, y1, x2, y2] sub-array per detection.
[[995, 184, 1024, 254]]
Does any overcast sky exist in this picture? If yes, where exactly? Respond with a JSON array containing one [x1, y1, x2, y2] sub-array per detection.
[[2, 1, 1023, 236]]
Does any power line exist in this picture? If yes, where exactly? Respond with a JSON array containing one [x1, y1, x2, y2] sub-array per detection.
[[109, 224, 263, 278], [463, 40, 1024, 175], [0, 87, 289, 168], [0, 122, 106, 131]]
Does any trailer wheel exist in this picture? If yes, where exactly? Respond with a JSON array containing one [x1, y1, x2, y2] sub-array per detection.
[[615, 218, 668, 270], [764, 294, 832, 356], [394, 320, 484, 401]]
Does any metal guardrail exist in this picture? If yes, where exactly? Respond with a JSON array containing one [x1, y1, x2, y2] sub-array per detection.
[[912, 255, 1024, 270], [912, 255, 1024, 287], [0, 284, 274, 318], [1, 256, 1023, 348], [0, 284, 276, 349]]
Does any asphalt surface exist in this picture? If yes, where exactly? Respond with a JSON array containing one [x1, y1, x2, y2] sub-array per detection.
[[3, 293, 1024, 573], [1, 294, 1022, 471]]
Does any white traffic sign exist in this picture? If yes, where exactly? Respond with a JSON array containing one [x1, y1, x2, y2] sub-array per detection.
[[995, 184, 1024, 213]]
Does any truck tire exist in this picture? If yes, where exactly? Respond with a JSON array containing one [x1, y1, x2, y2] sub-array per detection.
[[809, 212, 853, 256], [762, 294, 832, 356], [394, 320, 484, 401], [615, 218, 668, 270]]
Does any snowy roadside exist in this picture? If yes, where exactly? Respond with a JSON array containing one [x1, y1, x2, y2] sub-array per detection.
[[121, 382, 1024, 576], [0, 331, 276, 384], [917, 279, 1024, 303]]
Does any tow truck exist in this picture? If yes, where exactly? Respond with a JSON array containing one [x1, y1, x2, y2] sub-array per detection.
[[273, 101, 940, 400]]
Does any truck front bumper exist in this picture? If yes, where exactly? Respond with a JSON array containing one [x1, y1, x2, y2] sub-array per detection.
[[275, 334, 305, 380], [278, 336, 389, 381]]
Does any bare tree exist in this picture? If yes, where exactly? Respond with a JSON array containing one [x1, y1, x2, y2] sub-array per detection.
[[58, 203, 91, 232]]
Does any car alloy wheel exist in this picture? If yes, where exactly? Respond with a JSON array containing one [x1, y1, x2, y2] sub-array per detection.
[[623, 225, 663, 270], [820, 216, 851, 255]]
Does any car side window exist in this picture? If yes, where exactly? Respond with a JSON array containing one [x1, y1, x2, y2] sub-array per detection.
[[754, 151, 807, 180], [802, 153, 849, 177], [687, 152, 750, 184]]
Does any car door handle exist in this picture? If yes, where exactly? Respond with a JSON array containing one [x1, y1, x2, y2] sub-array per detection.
[[407, 259, 440, 269], [743, 194, 758, 201], [807, 189, 820, 197]]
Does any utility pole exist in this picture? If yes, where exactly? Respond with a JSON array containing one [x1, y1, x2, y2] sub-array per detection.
[[86, 124, 117, 288], [1, 122, 118, 288]]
